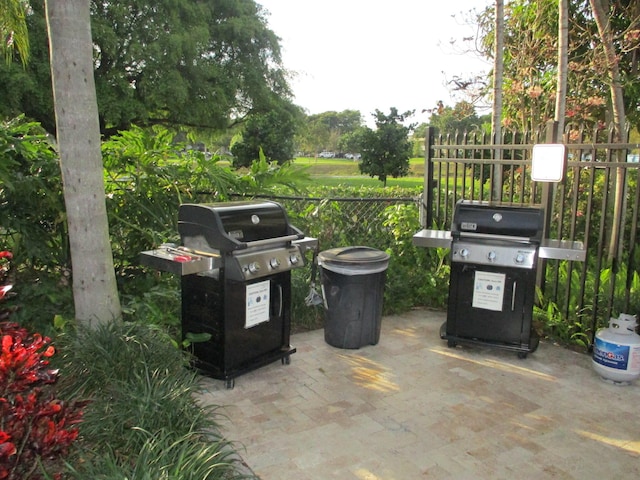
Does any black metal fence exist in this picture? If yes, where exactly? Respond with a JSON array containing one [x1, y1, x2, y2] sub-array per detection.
[[421, 123, 640, 344], [222, 122, 639, 345]]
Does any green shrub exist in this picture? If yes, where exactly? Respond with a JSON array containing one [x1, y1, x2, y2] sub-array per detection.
[[1, 121, 310, 334], [0, 116, 73, 331], [282, 185, 450, 328], [55, 321, 248, 479], [65, 429, 244, 480]]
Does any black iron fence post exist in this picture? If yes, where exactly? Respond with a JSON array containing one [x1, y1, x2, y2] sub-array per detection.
[[421, 127, 435, 228]]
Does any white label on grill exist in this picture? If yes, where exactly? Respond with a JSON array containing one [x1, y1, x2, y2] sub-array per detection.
[[245, 280, 270, 328], [461, 222, 477, 231], [472, 271, 506, 311]]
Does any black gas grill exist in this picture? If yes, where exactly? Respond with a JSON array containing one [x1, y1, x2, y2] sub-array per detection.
[[446, 201, 544, 357], [414, 200, 585, 357], [141, 200, 317, 388]]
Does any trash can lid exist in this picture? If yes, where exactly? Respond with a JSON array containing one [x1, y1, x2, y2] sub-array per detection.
[[318, 246, 390, 275]]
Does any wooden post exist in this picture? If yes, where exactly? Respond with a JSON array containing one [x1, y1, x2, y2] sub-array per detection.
[[541, 120, 559, 238], [536, 120, 560, 292]]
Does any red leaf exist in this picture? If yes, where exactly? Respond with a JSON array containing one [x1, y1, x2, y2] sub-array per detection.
[[0, 441, 16, 457]]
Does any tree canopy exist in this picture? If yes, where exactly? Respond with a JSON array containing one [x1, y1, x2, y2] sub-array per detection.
[[476, 0, 640, 133], [1, 0, 291, 136], [231, 99, 303, 166], [426, 100, 488, 135], [297, 110, 363, 155]]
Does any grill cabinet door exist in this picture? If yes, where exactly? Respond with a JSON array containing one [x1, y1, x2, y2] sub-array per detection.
[[181, 271, 291, 379], [446, 263, 536, 346]]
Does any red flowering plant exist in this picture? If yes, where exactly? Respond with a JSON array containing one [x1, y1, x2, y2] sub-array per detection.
[[0, 251, 86, 480]]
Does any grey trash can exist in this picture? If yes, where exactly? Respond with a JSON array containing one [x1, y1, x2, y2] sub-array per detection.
[[318, 246, 390, 349]]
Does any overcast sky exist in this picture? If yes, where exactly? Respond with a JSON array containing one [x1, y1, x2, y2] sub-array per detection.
[[258, 0, 492, 125]]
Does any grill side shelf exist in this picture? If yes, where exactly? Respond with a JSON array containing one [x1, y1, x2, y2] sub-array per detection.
[[140, 249, 218, 275], [412, 229, 452, 249], [538, 239, 586, 261]]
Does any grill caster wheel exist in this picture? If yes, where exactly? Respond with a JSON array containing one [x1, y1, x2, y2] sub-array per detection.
[[281, 355, 291, 365], [517, 352, 528, 359], [447, 339, 457, 348], [225, 378, 235, 389]]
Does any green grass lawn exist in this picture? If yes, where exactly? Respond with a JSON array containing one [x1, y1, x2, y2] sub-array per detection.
[[294, 157, 425, 188]]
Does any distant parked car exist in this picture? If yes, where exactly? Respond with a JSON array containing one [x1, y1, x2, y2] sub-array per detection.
[[345, 153, 361, 160], [318, 151, 335, 158]]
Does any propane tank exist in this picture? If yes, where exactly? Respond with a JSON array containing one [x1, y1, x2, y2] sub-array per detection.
[[592, 314, 640, 384]]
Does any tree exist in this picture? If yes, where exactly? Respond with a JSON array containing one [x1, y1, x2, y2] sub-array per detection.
[[491, 0, 505, 201], [589, 0, 630, 260], [0, 2, 54, 131], [337, 129, 364, 156], [357, 108, 415, 187], [426, 101, 486, 134], [477, 0, 640, 133], [46, 0, 121, 327], [555, 0, 569, 134], [589, 0, 627, 139], [298, 110, 363, 155], [478, 0, 561, 133], [476, 0, 639, 258], [231, 101, 302, 167], [2, 0, 291, 136]]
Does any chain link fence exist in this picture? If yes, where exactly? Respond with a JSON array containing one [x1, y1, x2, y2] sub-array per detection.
[[229, 193, 421, 251]]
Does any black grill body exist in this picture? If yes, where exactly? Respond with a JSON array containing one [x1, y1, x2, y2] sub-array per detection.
[[443, 201, 543, 357], [177, 201, 308, 388]]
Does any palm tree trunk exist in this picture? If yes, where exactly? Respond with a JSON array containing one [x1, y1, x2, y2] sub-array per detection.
[[589, 0, 627, 261], [45, 0, 121, 327], [491, 0, 504, 202], [555, 0, 568, 135]]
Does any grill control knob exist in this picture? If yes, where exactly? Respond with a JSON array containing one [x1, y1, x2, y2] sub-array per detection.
[[248, 262, 260, 274], [270, 257, 281, 269], [459, 248, 469, 258], [290, 254, 300, 265], [488, 251, 497, 262], [515, 253, 525, 264]]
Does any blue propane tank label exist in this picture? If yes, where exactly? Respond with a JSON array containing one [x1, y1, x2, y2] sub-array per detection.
[[593, 337, 630, 370]]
